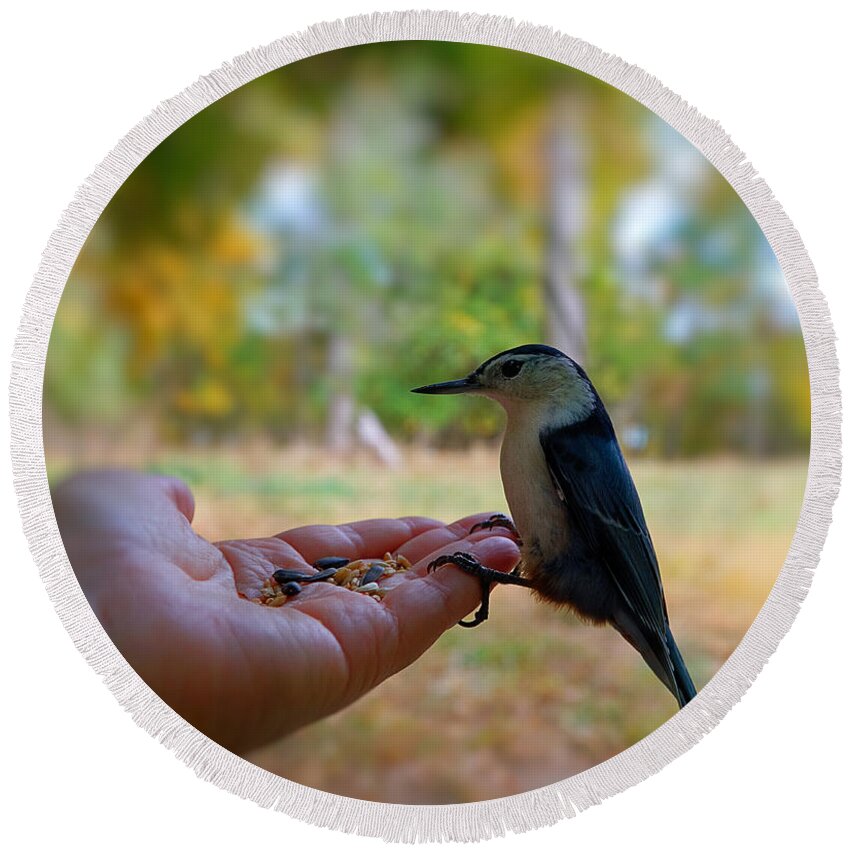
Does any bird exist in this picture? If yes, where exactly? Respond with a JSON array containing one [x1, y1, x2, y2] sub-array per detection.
[[411, 343, 697, 708]]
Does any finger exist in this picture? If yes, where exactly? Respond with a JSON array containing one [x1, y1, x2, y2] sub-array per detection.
[[274, 516, 445, 565], [395, 512, 518, 569], [383, 533, 521, 671]]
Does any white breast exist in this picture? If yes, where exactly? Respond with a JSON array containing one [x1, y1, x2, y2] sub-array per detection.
[[499, 405, 570, 562]]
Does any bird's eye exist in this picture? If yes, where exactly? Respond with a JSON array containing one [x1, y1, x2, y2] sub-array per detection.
[[501, 359, 523, 378]]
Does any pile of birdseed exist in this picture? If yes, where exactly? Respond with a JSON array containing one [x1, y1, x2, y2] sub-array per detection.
[[255, 552, 413, 607]]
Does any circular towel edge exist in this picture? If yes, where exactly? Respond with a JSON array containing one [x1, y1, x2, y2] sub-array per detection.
[[8, 9, 842, 843]]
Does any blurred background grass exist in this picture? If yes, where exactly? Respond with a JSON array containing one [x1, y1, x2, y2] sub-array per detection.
[[46, 441, 806, 802], [43, 41, 809, 803]]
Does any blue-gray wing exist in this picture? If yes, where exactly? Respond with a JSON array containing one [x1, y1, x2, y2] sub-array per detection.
[[539, 423, 669, 637]]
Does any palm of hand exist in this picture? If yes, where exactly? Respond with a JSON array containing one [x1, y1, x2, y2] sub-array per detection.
[[55, 472, 519, 753]]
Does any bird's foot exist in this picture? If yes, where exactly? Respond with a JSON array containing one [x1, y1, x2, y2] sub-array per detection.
[[458, 585, 492, 627], [427, 551, 532, 628], [469, 513, 522, 543]]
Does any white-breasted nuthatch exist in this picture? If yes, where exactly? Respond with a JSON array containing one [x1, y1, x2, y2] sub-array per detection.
[[412, 344, 696, 707]]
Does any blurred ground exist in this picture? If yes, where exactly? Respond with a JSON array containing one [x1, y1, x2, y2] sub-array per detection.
[[46, 439, 806, 803]]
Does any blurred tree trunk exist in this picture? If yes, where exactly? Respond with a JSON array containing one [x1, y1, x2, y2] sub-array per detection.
[[357, 408, 402, 468], [544, 92, 587, 363], [325, 333, 355, 452]]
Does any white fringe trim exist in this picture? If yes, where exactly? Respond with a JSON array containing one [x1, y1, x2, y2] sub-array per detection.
[[8, 9, 841, 842]]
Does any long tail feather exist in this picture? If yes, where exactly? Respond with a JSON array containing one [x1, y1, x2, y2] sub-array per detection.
[[666, 626, 696, 707], [613, 610, 697, 707]]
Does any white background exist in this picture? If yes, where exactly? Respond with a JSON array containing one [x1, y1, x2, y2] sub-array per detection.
[[1, 2, 847, 847]]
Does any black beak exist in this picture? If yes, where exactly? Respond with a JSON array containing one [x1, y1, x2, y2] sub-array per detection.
[[411, 375, 479, 395]]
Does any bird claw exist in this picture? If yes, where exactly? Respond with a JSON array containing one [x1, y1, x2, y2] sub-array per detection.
[[457, 601, 490, 628], [469, 513, 521, 542], [426, 551, 483, 576], [426, 551, 532, 628], [426, 552, 494, 628]]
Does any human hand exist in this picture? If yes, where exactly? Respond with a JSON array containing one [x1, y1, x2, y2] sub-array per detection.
[[52, 470, 520, 753]]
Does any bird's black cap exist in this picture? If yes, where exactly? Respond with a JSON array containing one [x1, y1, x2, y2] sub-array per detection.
[[474, 343, 568, 372]]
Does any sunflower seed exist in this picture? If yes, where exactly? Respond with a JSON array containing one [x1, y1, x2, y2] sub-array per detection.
[[313, 556, 351, 570], [361, 565, 385, 585], [272, 568, 311, 585]]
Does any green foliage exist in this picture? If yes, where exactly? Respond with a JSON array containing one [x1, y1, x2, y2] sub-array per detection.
[[45, 41, 809, 456], [44, 278, 135, 423]]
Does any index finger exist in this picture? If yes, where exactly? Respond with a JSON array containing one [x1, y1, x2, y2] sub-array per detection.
[[394, 512, 517, 570]]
